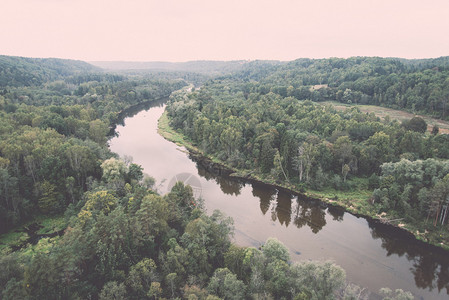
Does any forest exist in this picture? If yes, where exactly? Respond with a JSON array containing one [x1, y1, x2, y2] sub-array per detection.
[[0, 55, 440, 299], [165, 56, 449, 248]]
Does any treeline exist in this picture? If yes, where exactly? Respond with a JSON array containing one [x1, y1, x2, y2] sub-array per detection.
[[233, 56, 449, 119], [0, 55, 100, 87], [0, 55, 418, 299], [0, 56, 186, 233], [0, 157, 411, 299], [166, 75, 449, 229]]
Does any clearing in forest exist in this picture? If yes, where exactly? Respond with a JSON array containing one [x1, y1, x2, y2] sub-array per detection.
[[321, 101, 449, 134]]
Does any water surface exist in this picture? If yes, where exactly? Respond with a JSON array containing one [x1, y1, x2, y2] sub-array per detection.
[[109, 100, 449, 299]]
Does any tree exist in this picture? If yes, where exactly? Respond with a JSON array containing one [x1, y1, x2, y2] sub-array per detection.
[[166, 273, 178, 299], [224, 245, 246, 281], [261, 237, 290, 263], [24, 252, 72, 300], [290, 260, 346, 300], [77, 190, 118, 225], [429, 175, 449, 226], [379, 288, 414, 300], [432, 125, 439, 135], [127, 163, 143, 184], [403, 116, 427, 133], [89, 119, 109, 145], [259, 134, 276, 174], [294, 142, 317, 182], [161, 238, 189, 282], [364, 131, 392, 170], [65, 144, 95, 186], [242, 247, 267, 297], [342, 164, 350, 182], [0, 254, 24, 296], [333, 136, 353, 173], [2, 278, 28, 300], [271, 149, 288, 181], [38, 180, 60, 215], [135, 194, 170, 242], [207, 268, 246, 300], [99, 281, 128, 300], [127, 258, 158, 298], [101, 158, 127, 190]]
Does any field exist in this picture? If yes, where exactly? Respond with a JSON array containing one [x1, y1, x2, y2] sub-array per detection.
[[321, 101, 449, 134]]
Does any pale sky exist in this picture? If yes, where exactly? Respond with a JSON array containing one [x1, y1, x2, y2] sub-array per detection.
[[1, 0, 449, 62]]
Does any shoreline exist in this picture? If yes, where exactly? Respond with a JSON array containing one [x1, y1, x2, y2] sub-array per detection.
[[158, 110, 449, 253]]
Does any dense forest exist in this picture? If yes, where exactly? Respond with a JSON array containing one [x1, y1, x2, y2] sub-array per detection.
[[166, 56, 449, 247], [0, 55, 186, 233], [232, 57, 449, 119], [0, 55, 437, 299]]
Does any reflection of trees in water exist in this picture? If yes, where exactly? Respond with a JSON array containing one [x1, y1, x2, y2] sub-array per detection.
[[327, 206, 345, 222], [178, 153, 449, 296], [115, 99, 165, 127], [251, 184, 327, 233], [251, 183, 275, 215], [269, 191, 293, 226], [275, 191, 292, 227], [195, 158, 328, 233], [197, 165, 244, 196], [293, 196, 327, 234], [369, 220, 449, 295]]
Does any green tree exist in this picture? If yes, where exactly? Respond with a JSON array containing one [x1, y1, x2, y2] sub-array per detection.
[[207, 268, 246, 300], [101, 158, 127, 190], [99, 281, 128, 300], [127, 258, 158, 299], [403, 116, 427, 133], [89, 119, 109, 145], [290, 260, 346, 300], [333, 136, 353, 174], [77, 190, 118, 226], [379, 288, 414, 300], [38, 180, 60, 215], [261, 237, 290, 263], [127, 163, 143, 184]]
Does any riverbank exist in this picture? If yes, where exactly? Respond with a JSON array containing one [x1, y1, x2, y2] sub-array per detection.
[[1, 96, 174, 254], [158, 111, 449, 252]]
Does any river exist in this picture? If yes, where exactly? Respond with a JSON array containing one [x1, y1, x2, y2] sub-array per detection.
[[109, 99, 449, 299]]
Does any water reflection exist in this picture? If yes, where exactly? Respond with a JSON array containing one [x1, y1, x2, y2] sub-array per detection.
[[197, 164, 244, 196], [369, 220, 449, 295], [110, 99, 449, 299], [196, 163, 328, 234], [251, 182, 275, 215], [110, 98, 166, 135], [293, 195, 327, 234], [196, 156, 449, 294], [328, 205, 345, 222]]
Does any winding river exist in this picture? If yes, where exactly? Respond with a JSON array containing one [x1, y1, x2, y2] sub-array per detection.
[[109, 99, 449, 299]]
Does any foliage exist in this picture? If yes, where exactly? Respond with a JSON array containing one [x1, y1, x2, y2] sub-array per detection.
[[165, 56, 449, 244], [0, 54, 423, 299], [0, 55, 185, 233]]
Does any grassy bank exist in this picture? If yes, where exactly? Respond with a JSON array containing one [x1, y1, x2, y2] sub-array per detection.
[[0, 214, 66, 253], [158, 111, 449, 251], [321, 101, 449, 134]]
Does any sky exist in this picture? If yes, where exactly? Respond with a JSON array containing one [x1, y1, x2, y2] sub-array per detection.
[[1, 0, 449, 62]]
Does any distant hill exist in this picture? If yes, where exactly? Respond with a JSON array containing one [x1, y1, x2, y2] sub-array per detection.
[[89, 60, 280, 75], [0, 55, 100, 87]]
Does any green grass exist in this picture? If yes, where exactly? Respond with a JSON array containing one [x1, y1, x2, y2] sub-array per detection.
[[321, 101, 449, 134], [0, 213, 66, 253], [35, 214, 67, 235], [0, 231, 29, 252], [158, 112, 194, 147]]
